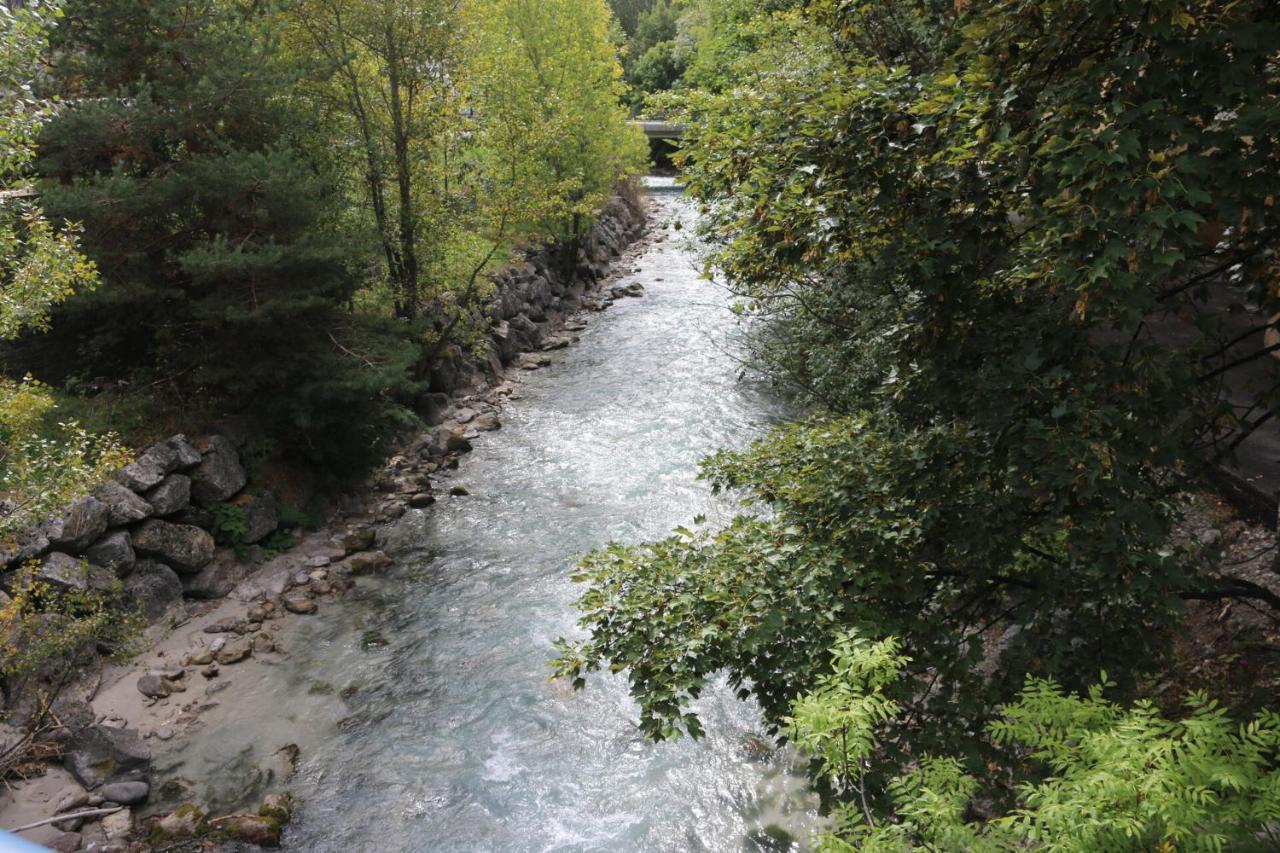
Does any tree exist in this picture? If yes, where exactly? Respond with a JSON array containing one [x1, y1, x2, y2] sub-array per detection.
[[464, 0, 648, 251], [0, 0, 125, 537], [34, 0, 415, 472], [556, 0, 1280, 787], [284, 0, 468, 320]]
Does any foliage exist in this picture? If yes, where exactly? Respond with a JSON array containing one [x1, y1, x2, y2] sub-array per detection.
[[0, 561, 141, 756], [32, 0, 418, 474], [464, 0, 648, 247], [557, 0, 1280, 824], [282, 0, 470, 320], [209, 502, 250, 550], [0, 1, 127, 537], [791, 633, 1280, 852]]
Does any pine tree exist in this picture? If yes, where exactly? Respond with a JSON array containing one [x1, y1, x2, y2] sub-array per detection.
[[33, 0, 415, 470]]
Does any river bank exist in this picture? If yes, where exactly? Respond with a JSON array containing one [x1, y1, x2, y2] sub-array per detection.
[[0, 187, 655, 851]]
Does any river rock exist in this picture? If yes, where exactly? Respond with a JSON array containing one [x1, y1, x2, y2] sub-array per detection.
[[182, 551, 254, 600], [449, 485, 470, 497], [46, 832, 81, 853], [136, 674, 171, 699], [446, 430, 472, 452], [99, 781, 149, 805], [34, 552, 114, 592], [101, 807, 133, 841], [222, 813, 281, 847], [95, 481, 153, 527], [145, 474, 191, 516], [282, 594, 317, 614], [340, 528, 376, 553], [64, 724, 151, 789], [132, 520, 214, 574], [216, 638, 252, 664], [347, 551, 391, 575], [409, 493, 435, 508], [472, 413, 501, 431], [49, 496, 111, 554], [191, 435, 247, 506], [154, 805, 206, 841], [140, 434, 202, 474], [232, 491, 279, 544], [123, 560, 184, 623], [86, 531, 135, 575]]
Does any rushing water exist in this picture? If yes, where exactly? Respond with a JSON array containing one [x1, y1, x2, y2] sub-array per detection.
[[162, 182, 820, 852]]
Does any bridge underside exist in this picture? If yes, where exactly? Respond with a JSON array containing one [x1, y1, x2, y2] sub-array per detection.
[[634, 120, 683, 141]]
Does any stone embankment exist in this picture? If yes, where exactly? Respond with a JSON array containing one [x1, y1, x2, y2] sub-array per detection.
[[0, 188, 649, 851]]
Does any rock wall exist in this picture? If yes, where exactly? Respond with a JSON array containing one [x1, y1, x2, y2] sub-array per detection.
[[0, 434, 269, 622], [417, 187, 647, 416]]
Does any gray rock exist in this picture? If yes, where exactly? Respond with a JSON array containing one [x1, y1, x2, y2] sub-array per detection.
[[0, 525, 50, 567], [190, 435, 246, 506], [408, 493, 435, 508], [49, 496, 111, 553], [116, 457, 166, 493], [347, 551, 392, 575], [340, 528, 376, 553], [445, 430, 472, 453], [85, 531, 135, 575], [132, 520, 214, 574], [472, 413, 501, 432], [174, 504, 213, 530], [63, 724, 151, 789], [182, 552, 254, 600], [215, 638, 252, 665], [232, 491, 279, 544], [221, 814, 280, 847], [139, 435, 201, 474], [145, 475, 191, 516], [95, 481, 153, 526], [123, 560, 183, 623], [136, 674, 170, 699], [34, 552, 114, 592], [282, 594, 317, 615]]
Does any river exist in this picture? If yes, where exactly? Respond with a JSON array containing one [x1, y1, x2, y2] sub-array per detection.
[[161, 181, 820, 852]]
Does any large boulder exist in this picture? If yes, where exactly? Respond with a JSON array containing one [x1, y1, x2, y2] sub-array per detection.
[[232, 491, 278, 545], [122, 560, 183, 623], [115, 457, 166, 493], [190, 436, 246, 507], [132, 520, 215, 574], [0, 524, 50, 568], [182, 552, 255, 600], [85, 531, 136, 576], [32, 552, 114, 593], [63, 723, 151, 790], [95, 481, 153, 526], [139, 435, 201, 474], [48, 496, 110, 554], [145, 474, 191, 517]]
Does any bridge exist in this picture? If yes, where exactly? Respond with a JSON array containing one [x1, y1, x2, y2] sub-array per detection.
[[633, 120, 683, 140]]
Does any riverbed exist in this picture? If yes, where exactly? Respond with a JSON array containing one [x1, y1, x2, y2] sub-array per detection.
[[159, 182, 820, 852]]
